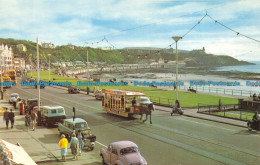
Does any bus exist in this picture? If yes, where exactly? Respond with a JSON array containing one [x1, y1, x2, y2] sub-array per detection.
[[2, 73, 12, 88], [102, 89, 145, 117], [5, 70, 17, 84]]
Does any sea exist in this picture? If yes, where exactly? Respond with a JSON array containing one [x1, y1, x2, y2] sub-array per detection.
[[215, 61, 260, 73]]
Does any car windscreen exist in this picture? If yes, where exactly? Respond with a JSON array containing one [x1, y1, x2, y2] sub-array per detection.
[[120, 147, 138, 155], [75, 122, 87, 129], [51, 109, 56, 113], [57, 108, 64, 113], [141, 97, 149, 102]]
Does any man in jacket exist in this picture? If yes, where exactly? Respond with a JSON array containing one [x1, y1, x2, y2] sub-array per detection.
[[3, 108, 9, 129], [8, 109, 15, 129]]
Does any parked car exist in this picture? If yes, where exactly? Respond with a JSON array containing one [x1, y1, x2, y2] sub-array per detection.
[[58, 118, 96, 150], [68, 85, 80, 94], [9, 93, 19, 104], [38, 105, 66, 127], [140, 96, 155, 111], [94, 90, 104, 100], [100, 141, 147, 165], [25, 98, 39, 113]]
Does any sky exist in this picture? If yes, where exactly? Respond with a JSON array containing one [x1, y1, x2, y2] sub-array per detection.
[[0, 0, 260, 61]]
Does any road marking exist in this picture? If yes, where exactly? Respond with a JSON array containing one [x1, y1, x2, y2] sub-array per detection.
[[96, 141, 107, 148], [177, 117, 236, 132]]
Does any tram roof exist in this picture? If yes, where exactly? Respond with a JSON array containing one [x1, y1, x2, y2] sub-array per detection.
[[103, 89, 145, 96]]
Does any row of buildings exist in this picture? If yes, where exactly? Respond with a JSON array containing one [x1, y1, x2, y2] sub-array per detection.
[[0, 44, 26, 73]]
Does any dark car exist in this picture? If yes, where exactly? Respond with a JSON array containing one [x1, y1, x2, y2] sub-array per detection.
[[68, 86, 80, 94], [25, 98, 39, 113]]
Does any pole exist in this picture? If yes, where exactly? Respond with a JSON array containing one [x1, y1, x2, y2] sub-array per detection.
[[37, 37, 40, 111], [30, 55, 32, 78], [172, 36, 181, 108], [48, 54, 51, 82], [175, 41, 178, 101], [1, 54, 3, 100], [87, 50, 89, 80], [73, 107, 75, 133]]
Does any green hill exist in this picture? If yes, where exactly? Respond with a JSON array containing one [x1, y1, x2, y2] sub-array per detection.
[[0, 38, 253, 67]]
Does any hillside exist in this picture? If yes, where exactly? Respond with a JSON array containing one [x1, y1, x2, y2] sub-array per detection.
[[0, 38, 253, 67]]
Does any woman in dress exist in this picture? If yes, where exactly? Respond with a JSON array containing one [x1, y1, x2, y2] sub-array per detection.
[[70, 133, 79, 160], [24, 111, 31, 132], [77, 130, 85, 155]]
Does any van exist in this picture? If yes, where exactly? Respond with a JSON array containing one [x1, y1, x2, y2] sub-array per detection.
[[39, 105, 66, 127]]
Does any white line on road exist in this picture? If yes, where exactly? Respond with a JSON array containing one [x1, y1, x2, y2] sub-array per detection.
[[96, 141, 107, 148]]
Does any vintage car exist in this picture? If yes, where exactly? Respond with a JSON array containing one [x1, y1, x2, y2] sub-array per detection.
[[9, 93, 19, 104], [68, 85, 80, 94], [94, 90, 104, 100], [58, 118, 96, 150], [100, 141, 147, 165], [38, 105, 66, 127], [25, 98, 39, 113]]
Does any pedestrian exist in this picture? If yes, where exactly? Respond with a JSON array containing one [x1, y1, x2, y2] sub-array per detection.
[[77, 130, 85, 155], [87, 86, 89, 95], [24, 111, 31, 132], [8, 109, 15, 129], [58, 134, 68, 162], [70, 133, 79, 160], [30, 109, 37, 131], [3, 108, 9, 129]]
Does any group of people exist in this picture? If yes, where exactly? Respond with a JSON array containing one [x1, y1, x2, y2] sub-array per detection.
[[58, 130, 85, 161], [24, 110, 38, 132], [3, 108, 15, 129]]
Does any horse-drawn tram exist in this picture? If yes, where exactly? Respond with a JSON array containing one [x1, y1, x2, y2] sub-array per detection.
[[102, 89, 145, 117]]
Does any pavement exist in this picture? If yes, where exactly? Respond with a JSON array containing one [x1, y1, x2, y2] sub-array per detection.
[[0, 100, 101, 165]]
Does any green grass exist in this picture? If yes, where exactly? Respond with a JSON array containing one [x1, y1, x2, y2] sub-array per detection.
[[213, 111, 254, 120], [27, 71, 239, 107]]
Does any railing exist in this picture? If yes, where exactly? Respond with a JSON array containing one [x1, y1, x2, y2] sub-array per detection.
[[179, 85, 255, 97], [197, 103, 253, 121]]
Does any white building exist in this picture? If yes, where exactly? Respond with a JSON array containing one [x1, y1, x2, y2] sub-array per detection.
[[17, 44, 27, 52], [0, 44, 14, 73], [14, 58, 26, 70], [41, 42, 55, 48]]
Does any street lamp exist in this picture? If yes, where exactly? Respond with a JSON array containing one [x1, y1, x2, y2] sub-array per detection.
[[172, 36, 182, 108], [0, 54, 3, 99], [48, 54, 51, 82]]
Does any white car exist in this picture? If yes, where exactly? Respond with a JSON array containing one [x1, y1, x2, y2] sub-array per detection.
[[9, 93, 19, 104], [100, 141, 147, 165]]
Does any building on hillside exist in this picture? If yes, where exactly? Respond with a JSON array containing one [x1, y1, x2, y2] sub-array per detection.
[[41, 42, 55, 48], [0, 44, 14, 72], [98, 47, 113, 50], [16, 44, 27, 52], [14, 58, 26, 70], [67, 43, 75, 49]]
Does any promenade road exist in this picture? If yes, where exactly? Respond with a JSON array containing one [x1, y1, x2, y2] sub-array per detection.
[[1, 79, 259, 165]]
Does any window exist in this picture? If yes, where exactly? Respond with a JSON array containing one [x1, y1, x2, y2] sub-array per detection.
[[112, 149, 118, 155], [58, 108, 63, 113], [51, 110, 56, 113]]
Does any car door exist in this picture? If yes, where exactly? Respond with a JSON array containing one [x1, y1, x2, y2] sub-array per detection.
[[110, 147, 118, 165]]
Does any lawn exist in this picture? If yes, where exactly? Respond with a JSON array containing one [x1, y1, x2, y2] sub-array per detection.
[[26, 71, 238, 107], [213, 111, 254, 120]]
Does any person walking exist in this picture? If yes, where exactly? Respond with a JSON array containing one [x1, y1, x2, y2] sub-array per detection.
[[58, 134, 68, 162], [77, 130, 85, 155], [8, 109, 15, 129], [70, 133, 79, 160], [24, 111, 31, 132], [3, 108, 9, 129], [30, 109, 37, 131]]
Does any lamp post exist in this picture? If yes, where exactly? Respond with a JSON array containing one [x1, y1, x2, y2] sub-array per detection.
[[172, 36, 182, 108], [0, 54, 3, 99], [30, 54, 32, 78], [48, 54, 51, 82], [36, 37, 40, 111]]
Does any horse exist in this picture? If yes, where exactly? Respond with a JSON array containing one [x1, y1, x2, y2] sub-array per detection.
[[140, 104, 154, 124]]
